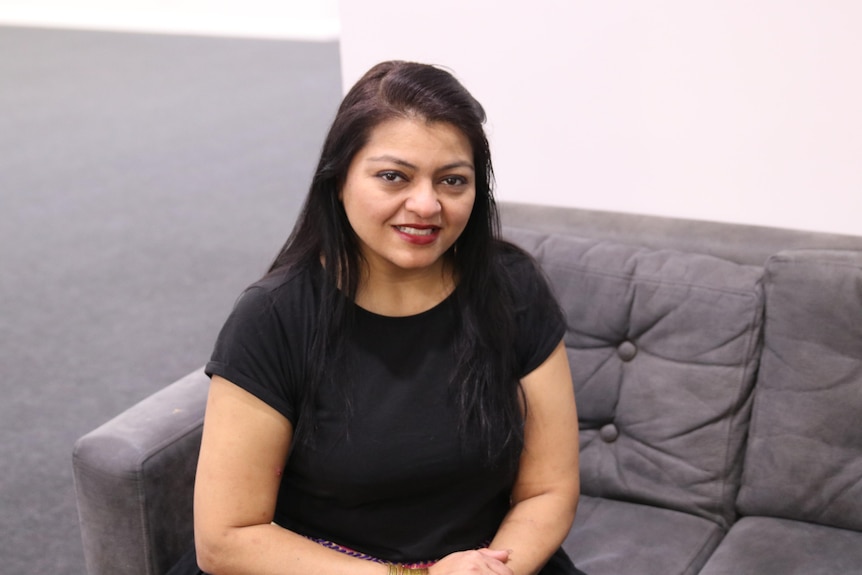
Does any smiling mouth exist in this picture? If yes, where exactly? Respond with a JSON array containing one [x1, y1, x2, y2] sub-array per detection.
[[395, 225, 439, 236]]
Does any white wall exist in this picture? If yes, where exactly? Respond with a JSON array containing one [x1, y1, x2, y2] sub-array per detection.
[[339, 1, 862, 236], [0, 0, 339, 40]]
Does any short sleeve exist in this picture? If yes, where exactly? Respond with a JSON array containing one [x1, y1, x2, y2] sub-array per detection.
[[506, 249, 567, 377], [205, 283, 305, 423]]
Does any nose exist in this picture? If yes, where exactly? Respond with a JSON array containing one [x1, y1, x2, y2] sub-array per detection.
[[405, 180, 441, 219]]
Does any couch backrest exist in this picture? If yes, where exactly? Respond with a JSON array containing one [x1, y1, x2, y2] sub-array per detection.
[[737, 249, 862, 531], [500, 202, 862, 266], [505, 227, 765, 529]]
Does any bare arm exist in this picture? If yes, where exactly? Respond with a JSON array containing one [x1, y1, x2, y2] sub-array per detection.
[[193, 375, 388, 575], [487, 341, 581, 575]]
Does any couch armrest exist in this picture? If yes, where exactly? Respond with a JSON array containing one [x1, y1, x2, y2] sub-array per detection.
[[73, 368, 209, 575]]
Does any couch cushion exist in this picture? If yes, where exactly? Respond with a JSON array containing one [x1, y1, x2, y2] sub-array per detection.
[[563, 495, 724, 575], [737, 250, 862, 530], [505, 228, 764, 528], [698, 516, 862, 575]]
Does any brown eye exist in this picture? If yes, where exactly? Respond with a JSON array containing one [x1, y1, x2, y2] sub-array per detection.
[[378, 171, 405, 183], [441, 175, 467, 186]]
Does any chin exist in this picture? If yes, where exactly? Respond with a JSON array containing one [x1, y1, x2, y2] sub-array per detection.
[[390, 254, 447, 272]]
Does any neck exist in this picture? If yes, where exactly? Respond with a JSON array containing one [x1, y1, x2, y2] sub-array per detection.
[[354, 259, 456, 317]]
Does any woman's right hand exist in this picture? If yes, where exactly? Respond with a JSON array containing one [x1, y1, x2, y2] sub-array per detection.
[[428, 548, 513, 575]]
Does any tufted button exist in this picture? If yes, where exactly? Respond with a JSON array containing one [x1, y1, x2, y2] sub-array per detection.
[[599, 423, 619, 443], [617, 340, 637, 362]]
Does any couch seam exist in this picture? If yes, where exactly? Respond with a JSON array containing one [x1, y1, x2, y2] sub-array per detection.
[[680, 522, 727, 575], [717, 274, 764, 530]]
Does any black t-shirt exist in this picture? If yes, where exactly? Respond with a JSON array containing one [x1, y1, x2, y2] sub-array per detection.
[[206, 246, 567, 564]]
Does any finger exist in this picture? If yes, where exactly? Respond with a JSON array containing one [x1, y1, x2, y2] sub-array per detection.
[[472, 550, 513, 575], [477, 547, 510, 562]]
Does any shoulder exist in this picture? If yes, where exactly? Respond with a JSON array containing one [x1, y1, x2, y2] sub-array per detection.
[[207, 264, 321, 423], [248, 262, 319, 297], [491, 241, 566, 376], [493, 238, 531, 262], [492, 239, 551, 297], [490, 238, 563, 324], [230, 263, 322, 327]]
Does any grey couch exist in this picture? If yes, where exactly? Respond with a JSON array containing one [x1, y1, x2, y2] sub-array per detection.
[[73, 203, 862, 575]]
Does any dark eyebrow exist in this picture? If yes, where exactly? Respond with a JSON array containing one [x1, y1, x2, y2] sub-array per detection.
[[440, 161, 475, 172], [366, 155, 475, 172], [367, 155, 417, 170]]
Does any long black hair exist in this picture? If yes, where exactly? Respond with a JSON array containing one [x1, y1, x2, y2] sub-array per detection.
[[271, 61, 523, 461]]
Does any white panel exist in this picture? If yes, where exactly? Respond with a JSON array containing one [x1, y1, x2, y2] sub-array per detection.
[[338, 0, 862, 235]]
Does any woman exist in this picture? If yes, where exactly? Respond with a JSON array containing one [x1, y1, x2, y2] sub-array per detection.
[[183, 61, 582, 575]]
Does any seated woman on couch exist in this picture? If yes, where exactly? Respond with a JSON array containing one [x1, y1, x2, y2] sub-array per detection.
[[176, 60, 582, 575]]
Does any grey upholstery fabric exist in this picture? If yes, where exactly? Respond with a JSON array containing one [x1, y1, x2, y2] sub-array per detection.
[[698, 516, 862, 575], [505, 228, 764, 529], [73, 369, 209, 575], [563, 496, 725, 575], [737, 250, 862, 530]]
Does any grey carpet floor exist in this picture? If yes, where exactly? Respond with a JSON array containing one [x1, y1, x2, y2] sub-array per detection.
[[0, 26, 342, 574]]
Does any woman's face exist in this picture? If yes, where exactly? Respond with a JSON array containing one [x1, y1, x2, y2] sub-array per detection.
[[340, 117, 476, 280]]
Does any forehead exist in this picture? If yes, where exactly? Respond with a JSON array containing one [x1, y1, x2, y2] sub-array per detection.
[[360, 117, 473, 161]]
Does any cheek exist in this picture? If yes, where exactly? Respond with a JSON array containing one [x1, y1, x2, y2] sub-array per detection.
[[342, 189, 389, 235], [340, 184, 366, 222], [453, 193, 477, 228], [342, 201, 368, 238]]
